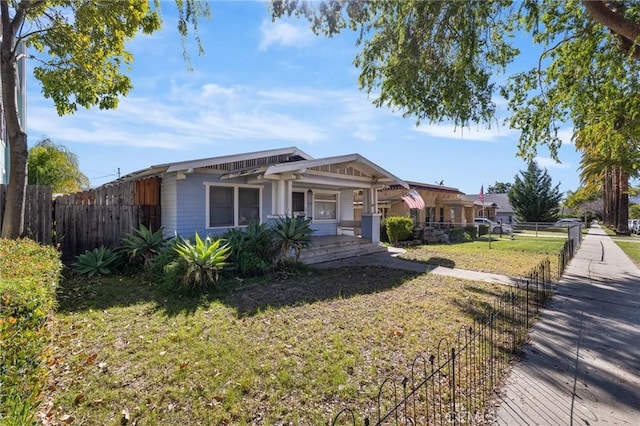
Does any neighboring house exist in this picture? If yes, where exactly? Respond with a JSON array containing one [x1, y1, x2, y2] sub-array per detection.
[[115, 147, 407, 243], [0, 41, 27, 185], [356, 181, 476, 227], [461, 193, 513, 223]]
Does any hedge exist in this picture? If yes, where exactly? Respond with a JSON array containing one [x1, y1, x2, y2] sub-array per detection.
[[0, 239, 62, 425]]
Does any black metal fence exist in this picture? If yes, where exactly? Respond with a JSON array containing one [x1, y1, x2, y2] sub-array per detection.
[[331, 259, 554, 426]]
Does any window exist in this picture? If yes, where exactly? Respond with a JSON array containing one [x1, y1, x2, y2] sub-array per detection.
[[313, 192, 338, 221], [207, 184, 261, 228]]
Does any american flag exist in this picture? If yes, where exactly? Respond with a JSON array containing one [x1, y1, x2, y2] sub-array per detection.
[[402, 189, 425, 210], [479, 185, 484, 204]]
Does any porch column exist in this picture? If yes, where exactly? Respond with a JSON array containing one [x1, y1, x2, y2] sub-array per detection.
[[277, 180, 286, 216], [287, 180, 293, 216], [361, 213, 381, 243], [363, 190, 371, 214]]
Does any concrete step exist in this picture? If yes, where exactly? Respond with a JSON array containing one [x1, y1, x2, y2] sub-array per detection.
[[300, 240, 388, 264]]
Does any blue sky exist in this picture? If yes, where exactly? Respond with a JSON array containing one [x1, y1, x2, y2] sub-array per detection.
[[26, 1, 583, 196]]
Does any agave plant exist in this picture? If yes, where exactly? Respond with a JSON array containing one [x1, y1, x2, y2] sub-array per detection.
[[72, 246, 120, 277], [271, 216, 314, 266], [120, 224, 166, 270], [173, 233, 231, 288]]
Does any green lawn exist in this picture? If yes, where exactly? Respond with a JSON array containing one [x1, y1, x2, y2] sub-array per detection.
[[399, 236, 566, 279], [614, 240, 640, 265], [44, 235, 564, 425]]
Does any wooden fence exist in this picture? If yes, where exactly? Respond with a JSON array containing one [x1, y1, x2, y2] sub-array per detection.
[[0, 184, 53, 245], [0, 178, 161, 262]]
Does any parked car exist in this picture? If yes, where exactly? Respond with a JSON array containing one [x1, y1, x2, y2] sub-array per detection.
[[629, 218, 640, 234], [554, 218, 582, 227], [474, 217, 512, 234]]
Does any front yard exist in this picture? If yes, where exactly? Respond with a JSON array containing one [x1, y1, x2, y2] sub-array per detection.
[[40, 236, 563, 425]]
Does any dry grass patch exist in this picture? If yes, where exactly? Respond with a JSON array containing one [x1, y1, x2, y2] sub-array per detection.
[[45, 267, 509, 425], [400, 237, 565, 279]]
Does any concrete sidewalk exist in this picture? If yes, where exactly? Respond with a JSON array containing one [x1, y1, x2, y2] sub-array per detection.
[[491, 224, 640, 424]]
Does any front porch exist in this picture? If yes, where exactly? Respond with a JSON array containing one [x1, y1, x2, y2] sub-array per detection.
[[299, 235, 389, 265]]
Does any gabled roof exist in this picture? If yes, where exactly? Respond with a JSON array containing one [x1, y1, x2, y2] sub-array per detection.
[[117, 147, 313, 182], [264, 153, 408, 187], [114, 147, 407, 188]]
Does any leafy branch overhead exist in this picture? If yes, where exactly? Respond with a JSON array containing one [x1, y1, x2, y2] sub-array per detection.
[[270, 0, 640, 159]]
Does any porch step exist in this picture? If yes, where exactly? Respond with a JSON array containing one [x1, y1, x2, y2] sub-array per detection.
[[299, 236, 389, 265]]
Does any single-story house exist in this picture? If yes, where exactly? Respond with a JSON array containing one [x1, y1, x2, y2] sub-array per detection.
[[461, 193, 511, 223], [116, 147, 408, 243], [355, 181, 476, 227]]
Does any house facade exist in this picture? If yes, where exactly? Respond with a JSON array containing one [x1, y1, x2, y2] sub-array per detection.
[[356, 181, 476, 227], [117, 147, 408, 243]]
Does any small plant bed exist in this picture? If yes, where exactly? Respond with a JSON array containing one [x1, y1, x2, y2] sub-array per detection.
[[45, 267, 512, 425], [400, 236, 565, 279]]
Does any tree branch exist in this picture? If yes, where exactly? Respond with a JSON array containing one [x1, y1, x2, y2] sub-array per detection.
[[582, 0, 640, 59]]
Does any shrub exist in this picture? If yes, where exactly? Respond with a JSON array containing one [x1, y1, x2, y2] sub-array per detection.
[[149, 237, 181, 279], [174, 233, 231, 289], [0, 239, 61, 424], [120, 224, 166, 270], [222, 221, 273, 277], [385, 216, 414, 245], [448, 228, 473, 243], [271, 216, 314, 266], [72, 246, 121, 277]]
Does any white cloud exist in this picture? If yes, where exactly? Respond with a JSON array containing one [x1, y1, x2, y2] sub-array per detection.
[[535, 156, 572, 169], [259, 20, 314, 51], [413, 123, 518, 142], [201, 84, 235, 98]]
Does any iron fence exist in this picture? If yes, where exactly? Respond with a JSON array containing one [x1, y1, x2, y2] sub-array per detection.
[[331, 259, 554, 426]]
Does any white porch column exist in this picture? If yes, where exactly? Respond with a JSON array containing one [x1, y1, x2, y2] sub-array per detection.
[[371, 188, 378, 214], [277, 179, 286, 216], [287, 180, 293, 216], [363, 190, 371, 214]]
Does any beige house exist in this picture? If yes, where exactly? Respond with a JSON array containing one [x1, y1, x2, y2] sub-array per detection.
[[355, 181, 490, 228]]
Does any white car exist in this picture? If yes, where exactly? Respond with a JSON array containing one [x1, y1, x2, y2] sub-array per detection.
[[554, 218, 582, 227], [474, 218, 512, 234]]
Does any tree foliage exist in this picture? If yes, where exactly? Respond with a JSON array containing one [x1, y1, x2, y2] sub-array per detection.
[[1, 0, 209, 239], [487, 182, 513, 194], [508, 162, 562, 222], [27, 138, 89, 193]]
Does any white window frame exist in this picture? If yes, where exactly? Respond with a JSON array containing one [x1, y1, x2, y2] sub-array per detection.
[[312, 191, 340, 223], [205, 183, 262, 229]]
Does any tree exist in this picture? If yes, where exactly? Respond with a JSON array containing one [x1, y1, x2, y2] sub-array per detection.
[[508, 161, 562, 222], [270, 0, 640, 230], [487, 182, 512, 194], [1, 1, 209, 239], [271, 1, 640, 152], [27, 138, 89, 193]]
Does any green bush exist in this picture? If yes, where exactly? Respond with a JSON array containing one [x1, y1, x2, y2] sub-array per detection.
[[222, 222, 273, 277], [174, 233, 231, 289], [120, 224, 166, 270], [448, 228, 474, 243], [271, 216, 314, 266], [0, 239, 61, 425], [385, 216, 414, 245], [72, 246, 121, 277]]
